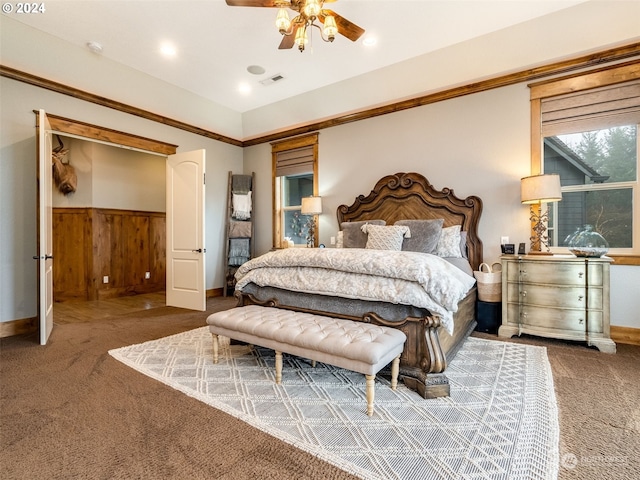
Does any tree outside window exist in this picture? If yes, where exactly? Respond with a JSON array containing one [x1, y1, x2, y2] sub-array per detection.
[[544, 126, 637, 249]]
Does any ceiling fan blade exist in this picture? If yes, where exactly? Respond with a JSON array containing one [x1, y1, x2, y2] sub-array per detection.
[[225, 0, 280, 7], [320, 9, 365, 42], [278, 25, 298, 49]]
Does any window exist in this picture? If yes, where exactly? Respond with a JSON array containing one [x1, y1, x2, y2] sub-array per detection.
[[271, 133, 318, 248], [530, 61, 640, 263]]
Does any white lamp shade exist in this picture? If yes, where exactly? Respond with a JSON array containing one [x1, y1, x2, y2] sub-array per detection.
[[521, 174, 562, 204], [301, 196, 322, 215]]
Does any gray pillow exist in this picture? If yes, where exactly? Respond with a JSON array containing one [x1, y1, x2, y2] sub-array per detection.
[[460, 230, 468, 259], [341, 220, 386, 248], [394, 219, 444, 253]]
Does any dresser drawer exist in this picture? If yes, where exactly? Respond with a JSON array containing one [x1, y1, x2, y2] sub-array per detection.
[[505, 303, 603, 333], [505, 260, 603, 286], [506, 283, 603, 310]]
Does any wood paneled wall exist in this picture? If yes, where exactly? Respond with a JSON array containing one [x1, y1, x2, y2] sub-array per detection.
[[53, 208, 166, 302]]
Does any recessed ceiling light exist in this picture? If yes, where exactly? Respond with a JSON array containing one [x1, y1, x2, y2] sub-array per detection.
[[160, 42, 177, 57], [238, 82, 252, 95], [362, 36, 377, 47], [247, 65, 266, 75], [86, 41, 103, 54]]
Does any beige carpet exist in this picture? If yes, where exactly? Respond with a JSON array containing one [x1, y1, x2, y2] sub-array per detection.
[[1, 300, 638, 479]]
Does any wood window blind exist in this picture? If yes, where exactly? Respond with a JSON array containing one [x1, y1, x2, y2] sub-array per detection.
[[541, 79, 640, 137]]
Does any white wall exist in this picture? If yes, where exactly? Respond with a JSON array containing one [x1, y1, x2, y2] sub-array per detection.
[[244, 82, 640, 329], [51, 137, 93, 208], [241, 1, 640, 139], [52, 138, 166, 212], [1, 16, 243, 140], [91, 143, 166, 212], [0, 77, 243, 322]]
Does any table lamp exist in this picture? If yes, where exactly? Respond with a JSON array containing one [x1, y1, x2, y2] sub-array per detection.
[[521, 174, 562, 254], [301, 196, 322, 247]]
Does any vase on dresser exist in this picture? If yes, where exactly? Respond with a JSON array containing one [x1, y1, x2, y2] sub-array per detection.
[[498, 254, 616, 353]]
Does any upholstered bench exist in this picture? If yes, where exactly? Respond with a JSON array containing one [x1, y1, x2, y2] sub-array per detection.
[[206, 305, 406, 416]]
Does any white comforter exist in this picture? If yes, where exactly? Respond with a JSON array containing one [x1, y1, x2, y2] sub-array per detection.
[[235, 248, 476, 335]]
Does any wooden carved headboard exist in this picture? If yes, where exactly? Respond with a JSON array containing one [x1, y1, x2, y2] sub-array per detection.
[[336, 172, 484, 271]]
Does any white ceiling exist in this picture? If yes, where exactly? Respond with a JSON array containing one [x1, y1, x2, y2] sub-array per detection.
[[9, 0, 587, 114]]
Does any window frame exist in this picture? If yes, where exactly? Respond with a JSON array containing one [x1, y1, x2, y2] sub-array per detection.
[[529, 60, 640, 266], [271, 133, 319, 248]]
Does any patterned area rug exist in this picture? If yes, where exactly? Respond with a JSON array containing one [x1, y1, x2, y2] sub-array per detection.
[[109, 327, 559, 480]]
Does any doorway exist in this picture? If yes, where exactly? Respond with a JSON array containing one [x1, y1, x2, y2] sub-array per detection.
[[52, 136, 167, 303], [43, 118, 174, 325]]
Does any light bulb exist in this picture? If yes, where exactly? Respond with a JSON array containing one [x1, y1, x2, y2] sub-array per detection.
[[303, 0, 321, 18], [275, 8, 291, 34], [294, 26, 308, 52], [322, 15, 337, 41]]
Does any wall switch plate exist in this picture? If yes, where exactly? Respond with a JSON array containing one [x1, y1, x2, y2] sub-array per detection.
[[501, 236, 509, 245], [145, 272, 151, 279], [330, 236, 336, 245], [103, 275, 109, 284]]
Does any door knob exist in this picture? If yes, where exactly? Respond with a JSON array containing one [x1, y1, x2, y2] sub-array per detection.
[[192, 248, 203, 253]]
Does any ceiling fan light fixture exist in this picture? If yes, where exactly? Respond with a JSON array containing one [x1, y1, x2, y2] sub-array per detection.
[[295, 26, 308, 52], [322, 15, 337, 42], [226, 0, 364, 53], [275, 8, 291, 34], [303, 0, 321, 18]]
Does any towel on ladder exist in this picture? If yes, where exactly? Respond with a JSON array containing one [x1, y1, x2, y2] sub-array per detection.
[[232, 192, 252, 220], [232, 175, 252, 195], [229, 220, 252, 238], [229, 238, 250, 266]]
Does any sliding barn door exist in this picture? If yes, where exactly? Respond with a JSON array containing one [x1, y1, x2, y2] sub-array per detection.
[[166, 150, 206, 311]]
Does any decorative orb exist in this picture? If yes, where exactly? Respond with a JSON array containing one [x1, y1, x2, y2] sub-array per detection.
[[568, 225, 609, 258]]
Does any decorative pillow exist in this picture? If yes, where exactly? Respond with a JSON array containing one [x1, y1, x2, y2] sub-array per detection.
[[361, 224, 411, 251], [459, 231, 468, 259], [443, 257, 473, 276], [435, 225, 463, 258], [341, 220, 386, 248], [394, 219, 444, 253]]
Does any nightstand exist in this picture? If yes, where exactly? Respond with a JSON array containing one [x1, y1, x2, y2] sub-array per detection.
[[498, 254, 616, 353]]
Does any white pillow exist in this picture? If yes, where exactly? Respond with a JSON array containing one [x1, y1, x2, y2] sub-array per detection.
[[435, 225, 463, 258], [361, 224, 411, 251]]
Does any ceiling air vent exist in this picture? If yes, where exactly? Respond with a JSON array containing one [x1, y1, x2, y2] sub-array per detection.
[[259, 74, 285, 86]]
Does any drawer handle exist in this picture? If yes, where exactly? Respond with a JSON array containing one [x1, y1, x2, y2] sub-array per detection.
[[578, 272, 584, 278], [579, 318, 584, 324], [520, 269, 527, 276], [520, 312, 527, 318], [578, 295, 584, 302], [521, 290, 527, 297]]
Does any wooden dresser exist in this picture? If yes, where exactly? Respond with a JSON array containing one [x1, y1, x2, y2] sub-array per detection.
[[498, 255, 616, 353]]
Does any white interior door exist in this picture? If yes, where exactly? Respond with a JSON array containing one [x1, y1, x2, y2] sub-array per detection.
[[37, 109, 54, 345], [166, 149, 206, 311]]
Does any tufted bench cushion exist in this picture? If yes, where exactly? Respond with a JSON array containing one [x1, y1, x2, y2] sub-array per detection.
[[206, 305, 406, 416]]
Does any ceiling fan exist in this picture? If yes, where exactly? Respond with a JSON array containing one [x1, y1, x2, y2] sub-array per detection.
[[225, 0, 365, 52]]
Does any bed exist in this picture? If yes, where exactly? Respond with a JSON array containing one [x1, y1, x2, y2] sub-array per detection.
[[234, 172, 483, 399]]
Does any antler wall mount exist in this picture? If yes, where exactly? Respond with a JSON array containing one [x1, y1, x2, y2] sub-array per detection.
[[226, 0, 365, 52]]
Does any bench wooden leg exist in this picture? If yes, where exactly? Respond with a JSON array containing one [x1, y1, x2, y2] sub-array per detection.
[[211, 334, 219, 364], [275, 351, 283, 384], [365, 374, 375, 417], [391, 354, 400, 390]]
